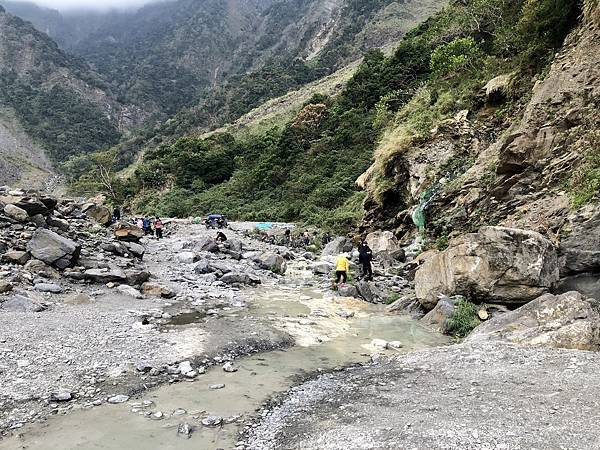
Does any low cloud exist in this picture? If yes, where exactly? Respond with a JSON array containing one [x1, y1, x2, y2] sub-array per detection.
[[10, 0, 163, 11]]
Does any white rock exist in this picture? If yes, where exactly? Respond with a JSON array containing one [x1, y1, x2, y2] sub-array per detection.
[[108, 394, 130, 404]]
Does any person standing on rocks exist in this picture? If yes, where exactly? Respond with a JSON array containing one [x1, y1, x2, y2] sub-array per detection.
[[154, 217, 164, 239], [112, 206, 121, 222], [334, 253, 350, 288], [143, 217, 153, 235], [358, 239, 374, 281], [136, 217, 144, 229]]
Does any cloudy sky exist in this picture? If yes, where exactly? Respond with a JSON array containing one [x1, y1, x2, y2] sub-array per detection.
[[10, 0, 162, 11]]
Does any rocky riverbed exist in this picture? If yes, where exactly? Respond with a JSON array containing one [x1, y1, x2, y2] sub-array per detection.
[[3, 188, 600, 449], [0, 190, 445, 448]]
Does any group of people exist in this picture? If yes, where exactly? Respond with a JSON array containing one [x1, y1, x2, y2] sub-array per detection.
[[135, 216, 164, 239], [333, 237, 374, 288]]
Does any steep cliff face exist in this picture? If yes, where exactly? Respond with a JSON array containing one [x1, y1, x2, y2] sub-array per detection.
[[361, 1, 599, 244]]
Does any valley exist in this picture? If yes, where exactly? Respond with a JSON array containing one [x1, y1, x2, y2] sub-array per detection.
[[1, 0, 600, 449]]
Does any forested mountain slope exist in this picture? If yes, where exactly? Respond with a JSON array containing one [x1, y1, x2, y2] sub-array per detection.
[[0, 6, 135, 186], [110, 0, 591, 236], [4, 0, 449, 124]]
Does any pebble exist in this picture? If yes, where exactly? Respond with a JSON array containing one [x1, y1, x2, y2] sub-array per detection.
[[223, 362, 238, 373], [201, 415, 223, 427], [107, 394, 130, 404], [209, 384, 226, 390]]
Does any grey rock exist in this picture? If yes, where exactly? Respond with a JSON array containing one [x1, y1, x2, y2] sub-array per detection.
[[14, 197, 48, 216], [257, 252, 287, 274], [124, 242, 145, 259], [415, 227, 559, 309], [117, 285, 143, 299], [467, 291, 600, 351], [176, 252, 198, 264], [313, 262, 333, 275], [322, 237, 347, 257], [177, 422, 194, 439], [3, 204, 28, 222], [193, 259, 212, 274], [201, 415, 223, 427], [556, 273, 600, 299], [421, 296, 459, 334], [46, 216, 70, 231], [209, 383, 225, 390], [124, 270, 151, 286], [178, 361, 193, 375], [84, 268, 126, 283], [107, 395, 130, 404], [34, 283, 63, 294], [27, 229, 81, 269], [559, 212, 600, 275], [223, 362, 237, 373], [50, 391, 72, 402], [25, 259, 60, 279], [338, 285, 360, 298], [2, 250, 31, 265], [220, 272, 260, 285], [0, 280, 13, 293], [0, 294, 46, 312]]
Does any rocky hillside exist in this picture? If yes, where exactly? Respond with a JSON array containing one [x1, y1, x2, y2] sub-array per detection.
[[360, 0, 599, 247], [0, 6, 139, 186]]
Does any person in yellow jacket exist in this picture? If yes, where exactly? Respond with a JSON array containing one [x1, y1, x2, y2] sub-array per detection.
[[334, 253, 350, 288]]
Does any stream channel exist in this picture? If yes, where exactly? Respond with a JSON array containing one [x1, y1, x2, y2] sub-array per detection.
[[1, 259, 447, 449]]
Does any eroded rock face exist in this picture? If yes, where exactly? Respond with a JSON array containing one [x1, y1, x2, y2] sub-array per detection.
[[26, 229, 81, 269], [415, 227, 559, 309], [467, 291, 600, 351]]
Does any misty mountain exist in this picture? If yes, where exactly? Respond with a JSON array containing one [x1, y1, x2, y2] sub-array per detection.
[[3, 0, 448, 122], [0, 5, 138, 185]]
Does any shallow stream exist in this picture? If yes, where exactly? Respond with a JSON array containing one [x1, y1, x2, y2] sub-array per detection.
[[1, 265, 447, 449]]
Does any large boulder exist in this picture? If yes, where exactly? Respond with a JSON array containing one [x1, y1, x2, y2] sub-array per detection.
[[197, 237, 219, 253], [257, 252, 287, 274], [176, 252, 199, 264], [24, 259, 60, 279], [123, 242, 145, 259], [322, 237, 347, 257], [415, 227, 559, 309], [467, 291, 600, 351], [421, 296, 458, 334], [3, 204, 28, 222], [14, 197, 49, 216], [26, 229, 81, 269], [114, 223, 144, 241], [559, 212, 600, 275], [365, 231, 400, 254], [84, 205, 112, 225], [313, 261, 333, 275]]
